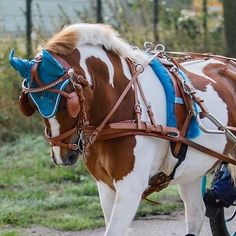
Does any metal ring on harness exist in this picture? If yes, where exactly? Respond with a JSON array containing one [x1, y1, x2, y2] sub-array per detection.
[[154, 44, 165, 54], [144, 42, 154, 51]]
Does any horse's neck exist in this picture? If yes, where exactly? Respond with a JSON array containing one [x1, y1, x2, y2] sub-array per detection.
[[79, 45, 135, 125]]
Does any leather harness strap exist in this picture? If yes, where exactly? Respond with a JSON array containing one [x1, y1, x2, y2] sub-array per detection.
[[25, 49, 236, 167], [180, 137, 236, 165], [83, 52, 236, 166], [87, 52, 161, 146], [167, 51, 236, 62]]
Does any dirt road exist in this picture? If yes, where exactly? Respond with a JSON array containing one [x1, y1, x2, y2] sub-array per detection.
[[20, 212, 215, 236], [77, 212, 212, 236]]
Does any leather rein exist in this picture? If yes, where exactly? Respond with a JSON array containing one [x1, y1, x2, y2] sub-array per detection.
[[25, 50, 236, 166], [23, 53, 90, 151]]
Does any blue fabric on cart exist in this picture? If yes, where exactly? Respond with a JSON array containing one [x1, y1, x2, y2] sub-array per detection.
[[213, 165, 236, 207], [13, 49, 70, 118], [149, 58, 200, 139]]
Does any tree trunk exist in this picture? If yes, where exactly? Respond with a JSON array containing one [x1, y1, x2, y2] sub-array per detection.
[[223, 0, 236, 57]]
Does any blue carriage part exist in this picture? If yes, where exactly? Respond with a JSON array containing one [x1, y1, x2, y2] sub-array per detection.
[[9, 49, 70, 118], [201, 175, 207, 197], [212, 165, 236, 208], [149, 58, 200, 139]]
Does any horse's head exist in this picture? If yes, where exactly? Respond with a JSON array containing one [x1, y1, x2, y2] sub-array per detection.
[[9, 48, 93, 166], [9, 23, 143, 166]]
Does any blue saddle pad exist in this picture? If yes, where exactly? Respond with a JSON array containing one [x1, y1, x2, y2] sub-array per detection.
[[23, 49, 70, 118], [149, 58, 200, 139]]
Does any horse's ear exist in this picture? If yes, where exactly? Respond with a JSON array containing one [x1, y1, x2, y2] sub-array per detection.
[[9, 49, 30, 78]]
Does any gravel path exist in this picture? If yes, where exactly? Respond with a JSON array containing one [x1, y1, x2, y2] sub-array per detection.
[[77, 212, 213, 236], [20, 212, 215, 236]]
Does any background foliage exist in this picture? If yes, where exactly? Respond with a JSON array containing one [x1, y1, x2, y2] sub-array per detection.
[[0, 0, 233, 233], [0, 0, 228, 140]]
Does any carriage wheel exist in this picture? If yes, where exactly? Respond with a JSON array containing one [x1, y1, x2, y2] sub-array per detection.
[[203, 171, 236, 236], [209, 204, 236, 236]]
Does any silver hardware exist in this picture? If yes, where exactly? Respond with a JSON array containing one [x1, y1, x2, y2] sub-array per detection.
[[34, 53, 42, 62], [134, 103, 142, 113], [77, 130, 86, 153], [71, 144, 80, 151], [196, 113, 236, 144], [68, 68, 75, 77], [167, 132, 180, 139], [144, 42, 154, 51], [154, 44, 165, 53], [136, 64, 145, 73]]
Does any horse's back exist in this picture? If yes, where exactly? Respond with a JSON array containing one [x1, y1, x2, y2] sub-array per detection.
[[182, 58, 236, 128], [170, 58, 236, 183]]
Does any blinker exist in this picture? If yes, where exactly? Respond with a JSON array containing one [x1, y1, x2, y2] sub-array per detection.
[[67, 91, 81, 118]]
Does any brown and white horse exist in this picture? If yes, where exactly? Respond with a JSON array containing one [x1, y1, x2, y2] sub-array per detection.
[[10, 24, 236, 236]]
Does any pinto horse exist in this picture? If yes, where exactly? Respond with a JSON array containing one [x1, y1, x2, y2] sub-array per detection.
[[9, 24, 236, 236]]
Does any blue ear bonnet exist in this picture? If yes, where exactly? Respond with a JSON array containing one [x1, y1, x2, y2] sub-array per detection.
[[9, 49, 70, 118]]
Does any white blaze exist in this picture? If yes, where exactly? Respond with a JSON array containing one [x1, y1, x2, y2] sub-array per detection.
[[48, 117, 63, 164]]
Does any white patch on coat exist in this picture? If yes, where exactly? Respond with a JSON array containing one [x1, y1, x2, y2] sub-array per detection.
[[66, 23, 149, 64], [79, 45, 115, 86], [120, 56, 132, 80], [105, 136, 168, 235], [97, 181, 116, 227], [182, 58, 225, 83], [48, 117, 63, 164], [104, 65, 170, 235]]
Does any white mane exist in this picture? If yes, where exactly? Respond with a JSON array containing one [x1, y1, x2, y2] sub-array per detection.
[[66, 23, 149, 64]]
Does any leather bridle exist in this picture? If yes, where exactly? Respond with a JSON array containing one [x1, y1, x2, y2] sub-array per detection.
[[23, 52, 90, 151]]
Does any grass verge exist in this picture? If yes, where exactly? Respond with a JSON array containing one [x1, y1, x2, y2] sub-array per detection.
[[0, 134, 183, 234]]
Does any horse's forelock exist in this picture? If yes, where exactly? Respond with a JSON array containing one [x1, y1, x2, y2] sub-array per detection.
[[43, 27, 79, 56]]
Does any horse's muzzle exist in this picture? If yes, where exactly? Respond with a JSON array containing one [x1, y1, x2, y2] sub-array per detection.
[[64, 151, 79, 166]]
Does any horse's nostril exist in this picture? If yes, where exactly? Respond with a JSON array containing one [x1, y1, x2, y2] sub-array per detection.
[[65, 151, 78, 165]]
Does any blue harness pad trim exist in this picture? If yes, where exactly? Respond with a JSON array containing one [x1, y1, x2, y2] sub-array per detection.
[[149, 58, 200, 139], [24, 49, 69, 118]]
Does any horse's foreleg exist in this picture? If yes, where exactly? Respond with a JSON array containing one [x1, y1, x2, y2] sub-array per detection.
[[178, 178, 205, 236], [104, 176, 147, 236], [97, 181, 116, 227]]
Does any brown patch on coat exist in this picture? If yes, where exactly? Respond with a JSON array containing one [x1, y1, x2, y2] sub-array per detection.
[[86, 137, 136, 189], [86, 50, 135, 124], [203, 62, 236, 157], [43, 46, 136, 186], [182, 59, 236, 157], [84, 49, 136, 185]]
